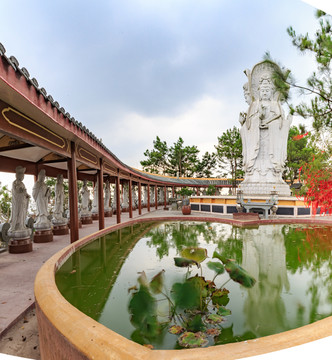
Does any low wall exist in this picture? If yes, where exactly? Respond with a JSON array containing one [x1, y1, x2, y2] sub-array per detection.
[[190, 196, 314, 217], [35, 217, 332, 360]]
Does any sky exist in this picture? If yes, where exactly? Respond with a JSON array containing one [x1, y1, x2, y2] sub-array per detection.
[[0, 0, 331, 187]]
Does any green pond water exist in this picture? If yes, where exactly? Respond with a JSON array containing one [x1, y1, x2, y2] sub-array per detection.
[[55, 221, 332, 349]]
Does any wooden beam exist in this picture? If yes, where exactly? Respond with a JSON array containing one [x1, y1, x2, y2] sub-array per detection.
[[68, 141, 79, 243]]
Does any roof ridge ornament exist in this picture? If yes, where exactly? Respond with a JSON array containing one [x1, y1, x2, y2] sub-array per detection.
[[21, 67, 30, 79], [0, 42, 6, 56]]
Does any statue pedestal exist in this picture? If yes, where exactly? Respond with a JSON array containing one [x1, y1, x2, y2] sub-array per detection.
[[34, 228, 53, 243], [104, 210, 112, 217], [53, 224, 69, 235], [8, 229, 33, 253], [9, 237, 33, 253], [92, 213, 99, 220], [239, 182, 291, 197], [81, 215, 93, 225]]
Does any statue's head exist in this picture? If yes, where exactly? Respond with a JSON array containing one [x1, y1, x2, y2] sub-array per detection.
[[15, 166, 26, 181], [57, 174, 63, 183], [243, 82, 252, 105], [38, 169, 46, 182], [258, 75, 273, 100]]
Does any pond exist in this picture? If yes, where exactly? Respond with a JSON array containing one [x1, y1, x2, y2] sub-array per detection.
[[55, 221, 332, 350]]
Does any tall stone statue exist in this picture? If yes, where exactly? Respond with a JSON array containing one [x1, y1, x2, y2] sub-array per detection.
[[80, 179, 93, 224], [8, 166, 32, 253], [9, 166, 31, 235], [104, 179, 112, 217], [239, 61, 292, 196], [53, 174, 66, 224], [80, 179, 90, 215], [92, 182, 99, 216], [33, 169, 51, 229]]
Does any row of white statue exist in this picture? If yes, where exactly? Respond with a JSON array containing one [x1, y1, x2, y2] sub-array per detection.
[[8, 166, 169, 240]]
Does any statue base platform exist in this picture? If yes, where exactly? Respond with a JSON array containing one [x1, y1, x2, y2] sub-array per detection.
[[92, 213, 99, 220], [239, 182, 291, 197], [34, 229, 53, 243], [81, 215, 93, 225], [67, 219, 83, 228], [9, 237, 33, 253], [104, 210, 112, 217], [53, 224, 69, 235], [233, 212, 260, 220]]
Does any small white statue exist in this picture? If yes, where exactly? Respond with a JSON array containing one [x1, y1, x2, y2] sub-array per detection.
[[32, 169, 51, 229], [53, 174, 67, 224], [92, 182, 99, 213], [104, 180, 111, 211], [80, 179, 90, 215], [9, 166, 31, 236]]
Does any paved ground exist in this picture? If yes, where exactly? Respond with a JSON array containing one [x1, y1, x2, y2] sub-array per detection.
[[0, 208, 331, 359]]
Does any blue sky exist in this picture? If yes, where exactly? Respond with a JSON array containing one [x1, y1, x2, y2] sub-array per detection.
[[0, 0, 331, 173]]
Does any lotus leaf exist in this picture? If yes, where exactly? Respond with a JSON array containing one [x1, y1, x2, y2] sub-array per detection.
[[178, 332, 208, 348], [206, 314, 223, 324], [174, 257, 199, 268], [207, 261, 225, 275], [213, 251, 256, 288], [168, 325, 184, 335], [224, 260, 256, 288], [217, 306, 232, 316], [180, 247, 207, 263], [187, 314, 206, 332], [149, 270, 165, 294], [206, 328, 221, 336], [211, 288, 230, 306], [171, 281, 201, 309]]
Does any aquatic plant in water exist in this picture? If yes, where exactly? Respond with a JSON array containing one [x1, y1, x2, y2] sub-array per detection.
[[128, 247, 256, 349]]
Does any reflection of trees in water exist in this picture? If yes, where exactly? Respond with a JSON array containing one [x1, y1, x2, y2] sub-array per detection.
[[241, 224, 332, 337], [145, 222, 247, 265], [145, 222, 222, 259], [284, 226, 332, 323]]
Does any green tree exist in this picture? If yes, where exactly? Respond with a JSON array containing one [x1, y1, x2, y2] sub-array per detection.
[[215, 127, 244, 191], [140, 136, 169, 174], [0, 183, 11, 222], [167, 137, 200, 177], [195, 151, 217, 178], [270, 10, 332, 131], [283, 125, 315, 184]]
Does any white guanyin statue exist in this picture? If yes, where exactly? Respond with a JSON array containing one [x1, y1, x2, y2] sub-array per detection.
[[8, 166, 31, 238], [80, 179, 91, 216], [92, 182, 99, 214], [239, 61, 292, 196], [104, 180, 111, 211], [32, 169, 51, 229], [52, 174, 67, 225]]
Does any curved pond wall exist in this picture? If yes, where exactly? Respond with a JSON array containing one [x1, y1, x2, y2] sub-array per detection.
[[34, 217, 332, 360]]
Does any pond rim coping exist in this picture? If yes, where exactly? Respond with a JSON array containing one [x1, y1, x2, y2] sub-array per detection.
[[34, 216, 332, 360]]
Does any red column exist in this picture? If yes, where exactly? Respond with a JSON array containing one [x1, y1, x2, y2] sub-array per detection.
[[67, 141, 79, 243], [147, 183, 150, 212], [129, 179, 133, 218], [116, 175, 121, 224], [98, 160, 104, 230], [155, 185, 158, 209], [138, 182, 142, 215]]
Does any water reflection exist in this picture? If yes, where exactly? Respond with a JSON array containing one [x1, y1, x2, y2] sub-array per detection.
[[55, 222, 332, 350], [242, 225, 290, 336]]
